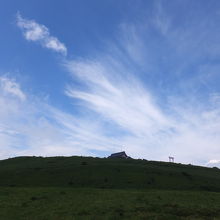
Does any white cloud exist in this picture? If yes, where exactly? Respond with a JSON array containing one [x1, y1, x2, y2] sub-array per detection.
[[16, 12, 67, 55], [1, 63, 220, 167], [207, 159, 220, 164], [206, 159, 220, 168], [65, 59, 171, 138], [3, 5, 220, 168], [64, 52, 220, 166], [0, 76, 26, 101], [0, 76, 119, 160]]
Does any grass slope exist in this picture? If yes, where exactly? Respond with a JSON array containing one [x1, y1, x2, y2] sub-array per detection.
[[1, 187, 220, 220], [0, 156, 220, 219], [0, 156, 220, 191]]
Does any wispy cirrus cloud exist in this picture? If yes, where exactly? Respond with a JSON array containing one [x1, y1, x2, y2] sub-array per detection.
[[207, 159, 220, 165], [64, 53, 220, 165], [0, 76, 26, 101], [62, 2, 220, 164], [16, 12, 67, 55], [3, 3, 220, 168], [0, 76, 119, 159], [65, 59, 171, 138]]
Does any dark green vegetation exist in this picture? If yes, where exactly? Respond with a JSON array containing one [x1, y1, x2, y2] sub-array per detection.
[[1, 156, 220, 190], [0, 156, 220, 219], [1, 187, 220, 220]]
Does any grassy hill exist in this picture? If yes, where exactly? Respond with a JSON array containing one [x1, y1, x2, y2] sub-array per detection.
[[0, 156, 220, 191], [1, 156, 220, 219]]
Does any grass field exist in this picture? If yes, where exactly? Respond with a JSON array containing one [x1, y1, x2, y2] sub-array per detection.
[[1, 187, 220, 219], [1, 156, 220, 191], [0, 156, 220, 219]]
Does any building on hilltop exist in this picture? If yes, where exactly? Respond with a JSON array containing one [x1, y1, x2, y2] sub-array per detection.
[[108, 151, 130, 159]]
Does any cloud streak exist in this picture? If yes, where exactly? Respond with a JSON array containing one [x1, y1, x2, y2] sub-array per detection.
[[16, 12, 67, 55], [5, 4, 220, 167], [65, 60, 172, 138], [0, 76, 26, 101], [62, 5, 220, 164], [0, 76, 119, 159], [64, 54, 220, 165]]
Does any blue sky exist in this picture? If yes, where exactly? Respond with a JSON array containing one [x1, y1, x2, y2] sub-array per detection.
[[1, 0, 220, 167]]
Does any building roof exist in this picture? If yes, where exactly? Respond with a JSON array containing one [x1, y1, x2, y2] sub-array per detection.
[[109, 151, 128, 158]]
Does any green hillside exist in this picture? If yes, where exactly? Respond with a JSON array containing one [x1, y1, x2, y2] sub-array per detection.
[[1, 156, 220, 219], [0, 156, 220, 191]]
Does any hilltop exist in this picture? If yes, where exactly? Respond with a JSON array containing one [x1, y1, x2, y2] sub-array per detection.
[[0, 156, 220, 191], [1, 156, 220, 219]]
